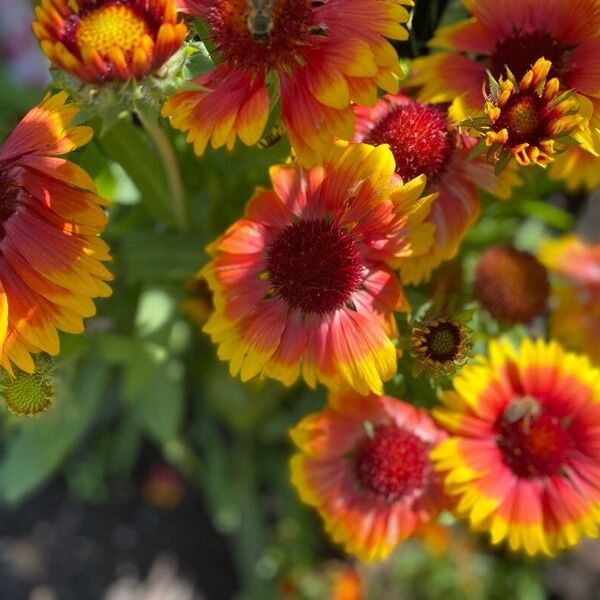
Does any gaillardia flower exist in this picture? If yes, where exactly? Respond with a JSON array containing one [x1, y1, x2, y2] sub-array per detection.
[[0, 92, 112, 374], [33, 0, 187, 82], [353, 93, 518, 284], [432, 338, 600, 555], [202, 143, 435, 394], [290, 390, 448, 561], [410, 316, 472, 376], [163, 0, 412, 166], [410, 0, 600, 140], [539, 235, 600, 363], [474, 245, 549, 324], [409, 0, 600, 185], [477, 59, 583, 168]]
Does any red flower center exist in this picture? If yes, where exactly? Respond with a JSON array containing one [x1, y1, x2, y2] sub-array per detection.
[[497, 403, 574, 478], [266, 219, 364, 314], [207, 0, 316, 70], [495, 94, 544, 147], [364, 103, 453, 183], [491, 30, 567, 80], [355, 424, 429, 501]]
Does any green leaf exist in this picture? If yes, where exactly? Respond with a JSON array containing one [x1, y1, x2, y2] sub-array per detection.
[[494, 151, 513, 175], [518, 200, 575, 230], [120, 231, 207, 285], [135, 287, 178, 337], [183, 42, 215, 79], [129, 359, 184, 444], [0, 353, 109, 505], [99, 119, 175, 224]]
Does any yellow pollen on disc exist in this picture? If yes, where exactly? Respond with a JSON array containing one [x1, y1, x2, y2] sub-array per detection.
[[506, 98, 540, 137], [76, 5, 148, 57]]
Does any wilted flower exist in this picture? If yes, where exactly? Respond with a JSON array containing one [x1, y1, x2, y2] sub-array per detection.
[[474, 245, 549, 324], [32, 0, 188, 118]]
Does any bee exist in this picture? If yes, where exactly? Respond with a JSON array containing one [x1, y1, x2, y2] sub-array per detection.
[[502, 395, 541, 433], [257, 122, 284, 148], [246, 0, 275, 42]]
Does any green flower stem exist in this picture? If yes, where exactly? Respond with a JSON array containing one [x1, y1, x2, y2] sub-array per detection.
[[136, 110, 188, 231]]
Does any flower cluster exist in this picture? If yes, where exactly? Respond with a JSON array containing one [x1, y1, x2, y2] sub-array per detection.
[[0, 0, 598, 575]]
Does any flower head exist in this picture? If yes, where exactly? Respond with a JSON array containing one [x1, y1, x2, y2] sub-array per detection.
[[163, 0, 412, 166], [290, 390, 448, 561], [0, 354, 55, 416], [540, 235, 600, 289], [540, 235, 600, 363], [33, 0, 187, 83], [353, 94, 519, 284], [202, 142, 435, 394], [0, 92, 112, 374], [411, 316, 472, 376], [432, 338, 600, 556], [409, 0, 600, 189], [474, 245, 549, 324], [476, 59, 583, 167]]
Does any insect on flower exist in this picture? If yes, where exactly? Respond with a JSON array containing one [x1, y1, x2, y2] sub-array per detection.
[[502, 395, 542, 434], [246, 0, 275, 41]]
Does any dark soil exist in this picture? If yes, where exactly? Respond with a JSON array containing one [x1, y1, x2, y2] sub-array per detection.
[[0, 478, 237, 600]]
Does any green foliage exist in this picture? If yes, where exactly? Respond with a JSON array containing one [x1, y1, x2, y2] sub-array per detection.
[[0, 352, 109, 504]]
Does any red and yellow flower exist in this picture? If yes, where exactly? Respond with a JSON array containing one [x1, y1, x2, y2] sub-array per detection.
[[479, 59, 584, 167], [202, 142, 435, 394], [539, 235, 600, 363], [410, 0, 600, 183], [352, 93, 518, 283], [33, 0, 187, 82], [432, 338, 600, 555], [290, 390, 448, 561], [0, 92, 112, 374], [163, 0, 412, 166], [548, 145, 600, 192]]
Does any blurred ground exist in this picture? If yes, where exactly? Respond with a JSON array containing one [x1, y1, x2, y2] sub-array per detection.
[[0, 476, 236, 600]]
